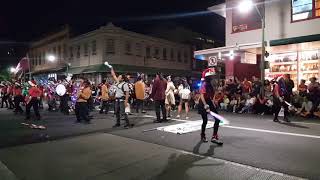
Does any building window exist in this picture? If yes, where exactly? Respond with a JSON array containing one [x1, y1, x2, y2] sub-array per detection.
[[292, 0, 320, 21], [154, 47, 159, 59], [69, 46, 74, 59], [84, 43, 88, 56], [39, 54, 42, 65], [53, 47, 56, 56], [177, 51, 182, 62], [92, 40, 97, 55], [42, 52, 45, 64], [184, 51, 188, 63], [58, 45, 61, 60], [170, 48, 174, 61], [63, 44, 67, 59], [163, 48, 167, 60], [106, 39, 115, 54], [76, 45, 80, 58], [146, 46, 151, 58], [136, 43, 142, 56], [125, 41, 132, 55]]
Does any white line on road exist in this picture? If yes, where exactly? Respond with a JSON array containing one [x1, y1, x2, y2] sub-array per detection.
[[143, 115, 320, 139], [223, 125, 320, 139]]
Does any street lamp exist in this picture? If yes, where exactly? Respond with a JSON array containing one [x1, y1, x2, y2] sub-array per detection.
[[9, 67, 16, 73], [47, 55, 56, 62], [238, 0, 265, 97]]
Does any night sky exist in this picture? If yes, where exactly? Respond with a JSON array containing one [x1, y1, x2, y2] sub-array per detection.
[[0, 0, 225, 68]]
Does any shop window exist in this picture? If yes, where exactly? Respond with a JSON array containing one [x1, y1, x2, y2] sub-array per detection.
[[58, 45, 61, 59], [92, 40, 97, 55], [106, 39, 115, 54], [291, 0, 320, 21]]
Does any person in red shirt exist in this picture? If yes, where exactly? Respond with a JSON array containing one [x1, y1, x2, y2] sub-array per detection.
[[272, 77, 290, 122], [150, 72, 167, 123], [198, 69, 222, 144], [298, 79, 307, 97], [242, 78, 252, 96], [13, 82, 24, 114], [7, 83, 15, 109], [25, 80, 41, 120]]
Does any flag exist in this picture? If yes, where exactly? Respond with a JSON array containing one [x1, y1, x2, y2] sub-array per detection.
[[15, 57, 29, 74]]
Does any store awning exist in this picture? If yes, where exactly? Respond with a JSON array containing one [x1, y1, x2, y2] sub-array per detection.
[[270, 34, 320, 46], [31, 67, 65, 75]]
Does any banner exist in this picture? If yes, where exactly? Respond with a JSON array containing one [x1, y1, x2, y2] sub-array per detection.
[[15, 57, 29, 74]]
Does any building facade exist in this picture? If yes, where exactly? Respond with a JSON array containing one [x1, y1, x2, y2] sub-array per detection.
[[29, 23, 193, 83], [196, 0, 320, 85]]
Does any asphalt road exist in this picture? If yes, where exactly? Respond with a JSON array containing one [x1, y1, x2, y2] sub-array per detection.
[[0, 108, 319, 179]]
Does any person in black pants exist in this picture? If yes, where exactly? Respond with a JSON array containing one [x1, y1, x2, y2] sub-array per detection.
[[198, 72, 222, 144], [13, 83, 23, 114], [272, 77, 290, 122], [25, 81, 41, 121], [75, 80, 92, 123], [150, 73, 167, 123]]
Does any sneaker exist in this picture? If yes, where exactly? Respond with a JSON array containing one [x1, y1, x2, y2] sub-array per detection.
[[211, 135, 223, 145], [185, 117, 189, 120], [124, 124, 130, 129], [273, 118, 279, 122], [283, 117, 290, 123], [201, 136, 208, 143], [261, 112, 265, 116], [176, 115, 181, 119], [112, 123, 120, 128]]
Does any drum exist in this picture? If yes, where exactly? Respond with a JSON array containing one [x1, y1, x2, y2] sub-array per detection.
[[56, 84, 67, 96]]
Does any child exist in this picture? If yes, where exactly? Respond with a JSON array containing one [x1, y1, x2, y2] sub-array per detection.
[[240, 94, 256, 114], [220, 95, 230, 111], [229, 96, 238, 113]]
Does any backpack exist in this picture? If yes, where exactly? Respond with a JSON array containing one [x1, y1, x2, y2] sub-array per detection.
[[108, 85, 117, 98], [180, 85, 191, 100]]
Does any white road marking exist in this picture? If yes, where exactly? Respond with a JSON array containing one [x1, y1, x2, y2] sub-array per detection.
[[143, 115, 320, 139], [223, 125, 320, 139]]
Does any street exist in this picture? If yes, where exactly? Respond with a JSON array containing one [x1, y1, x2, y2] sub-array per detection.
[[0, 108, 319, 180]]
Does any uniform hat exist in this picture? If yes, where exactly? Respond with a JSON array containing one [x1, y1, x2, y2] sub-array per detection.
[[201, 68, 216, 81], [15, 82, 21, 86]]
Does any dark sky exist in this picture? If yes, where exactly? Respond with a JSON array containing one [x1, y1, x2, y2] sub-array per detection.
[[0, 0, 225, 67]]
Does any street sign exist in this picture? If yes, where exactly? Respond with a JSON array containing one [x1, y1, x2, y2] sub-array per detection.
[[208, 56, 218, 67]]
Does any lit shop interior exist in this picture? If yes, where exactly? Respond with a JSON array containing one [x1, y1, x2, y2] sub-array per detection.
[[265, 41, 320, 86]]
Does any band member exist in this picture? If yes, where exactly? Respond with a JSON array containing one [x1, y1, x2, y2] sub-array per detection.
[[1, 83, 8, 108], [60, 81, 70, 115], [75, 80, 92, 123], [99, 79, 109, 114], [273, 76, 290, 122], [7, 82, 14, 109], [25, 80, 41, 121], [198, 68, 222, 144], [13, 82, 24, 114], [111, 68, 132, 128], [150, 72, 167, 123]]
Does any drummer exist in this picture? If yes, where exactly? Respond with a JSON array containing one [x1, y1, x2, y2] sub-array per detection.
[[58, 80, 70, 115]]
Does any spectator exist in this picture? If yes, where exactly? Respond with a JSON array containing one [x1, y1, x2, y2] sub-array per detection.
[[284, 74, 295, 96], [297, 95, 313, 117], [134, 76, 146, 113], [229, 96, 239, 113], [177, 78, 191, 119], [165, 76, 176, 118], [252, 76, 262, 96], [150, 73, 167, 123], [214, 91, 224, 108], [255, 94, 268, 115], [242, 77, 252, 97], [220, 95, 230, 111], [239, 94, 256, 114], [298, 79, 308, 97], [308, 77, 320, 116]]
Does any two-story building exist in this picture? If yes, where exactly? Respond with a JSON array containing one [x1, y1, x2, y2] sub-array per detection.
[[195, 0, 320, 85], [29, 23, 193, 83]]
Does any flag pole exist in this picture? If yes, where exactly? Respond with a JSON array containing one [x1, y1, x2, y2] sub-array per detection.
[[27, 54, 32, 80]]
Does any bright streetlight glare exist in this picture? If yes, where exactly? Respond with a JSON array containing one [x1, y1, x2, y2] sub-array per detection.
[[10, 67, 16, 73], [238, 0, 254, 13], [47, 55, 56, 62]]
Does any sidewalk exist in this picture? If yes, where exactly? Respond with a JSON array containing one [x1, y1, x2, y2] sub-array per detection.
[[0, 133, 304, 180]]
